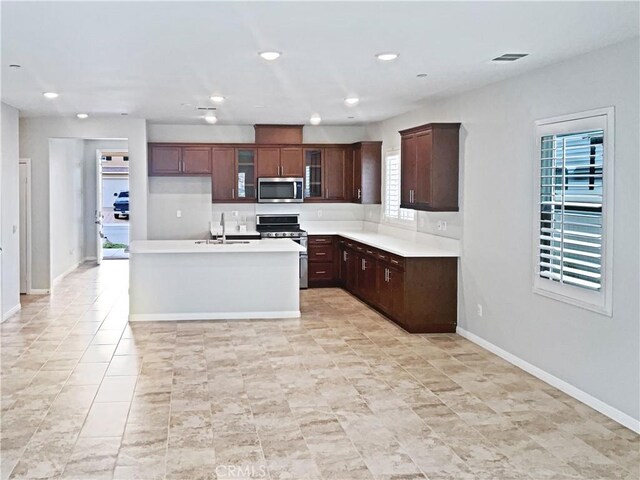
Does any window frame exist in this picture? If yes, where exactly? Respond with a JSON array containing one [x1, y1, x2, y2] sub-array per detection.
[[382, 148, 416, 228], [532, 107, 614, 316]]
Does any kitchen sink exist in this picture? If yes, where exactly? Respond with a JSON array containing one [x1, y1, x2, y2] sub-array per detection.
[[194, 240, 251, 245]]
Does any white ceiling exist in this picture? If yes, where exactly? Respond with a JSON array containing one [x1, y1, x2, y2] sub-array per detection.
[[2, 1, 638, 125]]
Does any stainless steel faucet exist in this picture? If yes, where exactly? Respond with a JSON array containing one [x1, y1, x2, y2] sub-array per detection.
[[220, 212, 226, 244]]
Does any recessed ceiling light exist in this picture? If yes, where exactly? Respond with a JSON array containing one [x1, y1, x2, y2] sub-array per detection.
[[492, 53, 529, 62], [121, 113, 128, 116], [347, 116, 355, 119], [259, 51, 281, 61], [76, 113, 88, 119], [204, 112, 218, 124], [376, 52, 398, 61], [310, 114, 322, 126], [43, 92, 59, 99], [210, 95, 225, 104], [416, 73, 428, 78], [9, 64, 21, 69], [344, 96, 359, 107]]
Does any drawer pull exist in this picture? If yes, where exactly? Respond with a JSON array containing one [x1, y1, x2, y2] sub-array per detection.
[[391, 259, 400, 265], [316, 252, 326, 256], [366, 250, 373, 254], [316, 271, 326, 274]]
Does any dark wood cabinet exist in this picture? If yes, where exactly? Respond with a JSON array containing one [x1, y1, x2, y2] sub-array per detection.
[[399, 123, 460, 211], [256, 148, 281, 177], [324, 147, 350, 201], [182, 147, 211, 174], [330, 236, 457, 333], [211, 147, 235, 201], [280, 148, 304, 177], [149, 145, 212, 176], [352, 141, 382, 204], [308, 236, 339, 287], [148, 138, 382, 204]]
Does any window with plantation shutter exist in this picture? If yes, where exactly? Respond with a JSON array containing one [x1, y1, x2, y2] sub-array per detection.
[[384, 152, 415, 224], [534, 108, 614, 315]]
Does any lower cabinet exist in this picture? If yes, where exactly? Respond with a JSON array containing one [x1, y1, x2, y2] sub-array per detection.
[[308, 236, 339, 287], [331, 237, 457, 333]]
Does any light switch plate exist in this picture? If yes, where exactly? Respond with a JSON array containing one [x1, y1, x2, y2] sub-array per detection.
[[176, 210, 182, 218]]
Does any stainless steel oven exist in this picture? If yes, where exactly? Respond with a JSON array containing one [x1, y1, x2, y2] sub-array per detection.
[[257, 177, 304, 203], [256, 214, 308, 289]]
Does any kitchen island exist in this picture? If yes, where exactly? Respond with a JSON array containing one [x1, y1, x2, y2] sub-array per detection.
[[128, 239, 305, 321]]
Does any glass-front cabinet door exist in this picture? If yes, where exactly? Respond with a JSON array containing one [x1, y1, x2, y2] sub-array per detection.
[[304, 148, 323, 199], [236, 148, 256, 200]]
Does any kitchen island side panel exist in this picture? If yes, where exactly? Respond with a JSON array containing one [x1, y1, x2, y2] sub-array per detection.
[[129, 251, 300, 320]]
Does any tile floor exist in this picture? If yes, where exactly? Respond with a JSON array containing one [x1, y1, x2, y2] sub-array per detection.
[[1, 261, 638, 480]]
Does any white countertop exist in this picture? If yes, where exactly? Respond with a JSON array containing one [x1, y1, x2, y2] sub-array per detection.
[[335, 231, 459, 257], [303, 225, 460, 258], [129, 239, 305, 254]]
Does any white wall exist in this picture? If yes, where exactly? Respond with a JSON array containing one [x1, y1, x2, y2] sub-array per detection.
[[1, 103, 20, 319], [367, 38, 640, 425], [19, 117, 147, 290], [147, 123, 367, 144], [49, 139, 84, 281]]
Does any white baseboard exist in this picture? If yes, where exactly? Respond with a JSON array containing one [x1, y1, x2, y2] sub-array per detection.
[[53, 261, 81, 285], [83, 256, 97, 262], [29, 288, 51, 295], [129, 311, 301, 322], [456, 327, 640, 434], [1, 304, 21, 322]]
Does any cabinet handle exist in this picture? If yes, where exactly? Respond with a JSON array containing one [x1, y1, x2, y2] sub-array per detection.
[[343, 251, 347, 261], [366, 250, 373, 254], [358, 188, 361, 199], [391, 259, 400, 265], [361, 259, 366, 270], [385, 268, 389, 282], [316, 271, 326, 274], [316, 252, 326, 256], [232, 188, 235, 199], [326, 188, 329, 198]]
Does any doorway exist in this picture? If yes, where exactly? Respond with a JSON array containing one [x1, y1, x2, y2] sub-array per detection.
[[98, 148, 129, 261]]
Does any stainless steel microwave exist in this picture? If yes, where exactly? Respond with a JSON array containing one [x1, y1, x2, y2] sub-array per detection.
[[257, 177, 304, 203]]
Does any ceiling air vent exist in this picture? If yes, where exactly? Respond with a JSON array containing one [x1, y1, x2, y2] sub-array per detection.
[[197, 107, 216, 111], [492, 53, 529, 62]]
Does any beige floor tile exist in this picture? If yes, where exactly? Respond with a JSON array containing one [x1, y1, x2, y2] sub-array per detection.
[[80, 401, 130, 437], [2, 262, 637, 480], [94, 375, 137, 402]]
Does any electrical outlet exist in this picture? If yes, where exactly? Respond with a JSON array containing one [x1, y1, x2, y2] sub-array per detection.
[[437, 220, 448, 231], [317, 210, 323, 218], [176, 210, 182, 218], [477, 304, 483, 317], [231, 210, 239, 218]]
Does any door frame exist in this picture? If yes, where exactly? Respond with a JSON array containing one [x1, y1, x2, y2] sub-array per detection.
[[19, 158, 32, 294]]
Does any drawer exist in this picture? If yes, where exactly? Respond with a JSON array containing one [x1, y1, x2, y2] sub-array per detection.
[[308, 263, 334, 281], [309, 235, 333, 245], [388, 253, 405, 270], [309, 244, 333, 262]]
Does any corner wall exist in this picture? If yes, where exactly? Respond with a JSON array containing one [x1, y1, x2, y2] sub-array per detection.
[[18, 117, 147, 290], [49, 139, 84, 281], [1, 102, 20, 319], [367, 38, 640, 426]]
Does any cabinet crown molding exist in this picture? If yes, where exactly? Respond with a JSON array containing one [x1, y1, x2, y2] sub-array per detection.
[[399, 122, 461, 136]]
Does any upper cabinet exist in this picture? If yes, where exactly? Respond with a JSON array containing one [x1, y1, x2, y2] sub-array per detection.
[[148, 144, 211, 176], [352, 141, 382, 204], [303, 146, 350, 201], [256, 147, 303, 177], [148, 138, 381, 205], [399, 123, 460, 211], [211, 148, 257, 202]]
